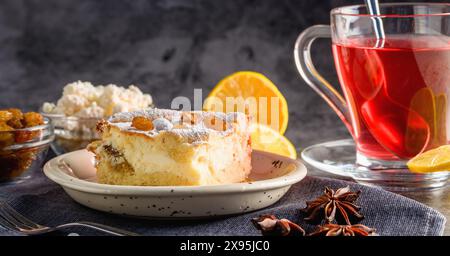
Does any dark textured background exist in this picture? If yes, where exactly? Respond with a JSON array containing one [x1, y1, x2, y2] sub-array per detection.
[[0, 0, 447, 148]]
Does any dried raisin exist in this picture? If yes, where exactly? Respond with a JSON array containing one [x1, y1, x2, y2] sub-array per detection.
[[131, 116, 153, 131]]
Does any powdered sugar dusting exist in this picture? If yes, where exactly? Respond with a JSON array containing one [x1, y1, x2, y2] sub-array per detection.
[[107, 108, 248, 144], [152, 117, 174, 131]]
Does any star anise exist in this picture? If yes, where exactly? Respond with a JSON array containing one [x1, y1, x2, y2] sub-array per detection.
[[308, 223, 377, 236], [302, 186, 364, 225], [251, 214, 305, 236]]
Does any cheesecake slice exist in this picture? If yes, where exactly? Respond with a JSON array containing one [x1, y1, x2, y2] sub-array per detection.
[[88, 108, 252, 186]]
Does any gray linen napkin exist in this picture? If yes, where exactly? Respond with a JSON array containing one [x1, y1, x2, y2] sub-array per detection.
[[0, 165, 446, 236]]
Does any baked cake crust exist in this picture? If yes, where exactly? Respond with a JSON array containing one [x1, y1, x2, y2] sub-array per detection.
[[89, 108, 252, 186]]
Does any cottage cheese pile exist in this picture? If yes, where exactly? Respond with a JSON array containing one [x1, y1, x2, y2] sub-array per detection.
[[42, 81, 153, 118]]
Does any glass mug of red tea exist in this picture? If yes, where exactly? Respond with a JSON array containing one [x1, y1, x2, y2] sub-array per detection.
[[295, 3, 450, 169]]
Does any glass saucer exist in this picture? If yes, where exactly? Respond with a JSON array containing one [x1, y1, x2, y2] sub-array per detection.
[[301, 139, 450, 192]]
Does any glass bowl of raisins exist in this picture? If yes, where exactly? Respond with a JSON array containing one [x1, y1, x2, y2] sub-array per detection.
[[0, 109, 54, 183]]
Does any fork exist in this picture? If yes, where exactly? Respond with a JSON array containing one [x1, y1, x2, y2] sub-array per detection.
[[0, 202, 139, 236]]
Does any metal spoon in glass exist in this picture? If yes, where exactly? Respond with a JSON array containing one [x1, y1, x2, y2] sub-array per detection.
[[365, 0, 385, 48]]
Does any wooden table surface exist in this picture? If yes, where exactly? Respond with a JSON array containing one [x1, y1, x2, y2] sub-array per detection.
[[402, 187, 450, 236]]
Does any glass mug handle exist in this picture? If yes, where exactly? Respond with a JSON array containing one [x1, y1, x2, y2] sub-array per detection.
[[294, 25, 352, 132]]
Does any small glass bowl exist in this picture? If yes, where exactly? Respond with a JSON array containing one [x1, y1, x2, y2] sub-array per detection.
[[0, 117, 54, 183], [41, 113, 101, 155]]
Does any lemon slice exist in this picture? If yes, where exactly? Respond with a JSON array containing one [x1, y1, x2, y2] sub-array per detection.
[[251, 124, 297, 159], [434, 94, 447, 146], [407, 145, 450, 173], [204, 71, 289, 134]]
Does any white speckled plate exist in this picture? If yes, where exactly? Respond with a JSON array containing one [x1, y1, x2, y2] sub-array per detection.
[[43, 149, 307, 218]]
